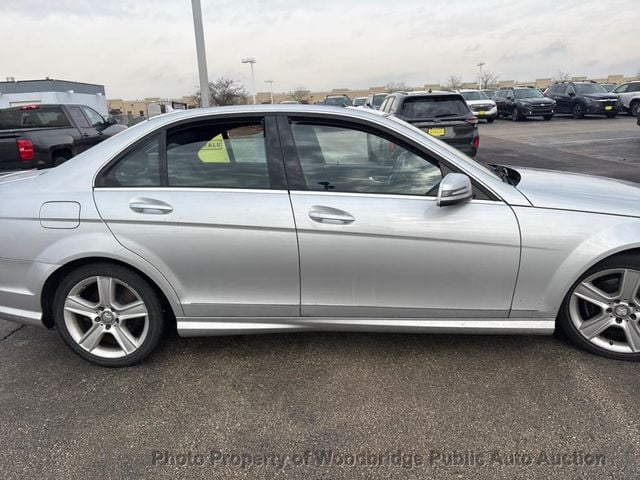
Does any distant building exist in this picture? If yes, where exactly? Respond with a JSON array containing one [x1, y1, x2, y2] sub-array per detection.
[[0, 78, 108, 115]]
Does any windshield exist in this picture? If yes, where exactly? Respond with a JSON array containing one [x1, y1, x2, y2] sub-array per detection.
[[400, 96, 469, 119], [514, 89, 544, 99], [574, 83, 607, 94], [353, 98, 365, 106], [324, 96, 352, 106], [460, 91, 488, 101]]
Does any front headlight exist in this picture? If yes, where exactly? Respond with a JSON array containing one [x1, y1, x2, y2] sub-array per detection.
[[584, 97, 596, 104]]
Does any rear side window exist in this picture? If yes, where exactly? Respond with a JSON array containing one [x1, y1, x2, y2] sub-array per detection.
[[102, 134, 162, 187], [0, 107, 71, 129], [399, 97, 469, 119], [166, 121, 269, 189]]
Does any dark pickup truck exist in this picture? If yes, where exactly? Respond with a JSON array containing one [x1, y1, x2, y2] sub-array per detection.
[[0, 104, 127, 170]]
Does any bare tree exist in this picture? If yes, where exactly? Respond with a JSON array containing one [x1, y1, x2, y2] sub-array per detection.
[[289, 87, 310, 103], [444, 75, 463, 91], [384, 81, 409, 93], [195, 77, 249, 106], [480, 71, 499, 89], [551, 70, 571, 83]]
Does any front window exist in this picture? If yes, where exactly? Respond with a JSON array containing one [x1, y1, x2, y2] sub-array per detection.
[[399, 96, 469, 120], [372, 94, 387, 108], [289, 121, 443, 196], [574, 83, 607, 94], [81, 107, 105, 127], [514, 89, 544, 99]]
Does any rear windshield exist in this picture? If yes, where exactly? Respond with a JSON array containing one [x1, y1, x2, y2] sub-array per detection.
[[0, 107, 71, 129], [514, 89, 544, 99], [400, 96, 469, 119], [353, 98, 366, 106], [574, 83, 607, 94], [460, 91, 488, 101]]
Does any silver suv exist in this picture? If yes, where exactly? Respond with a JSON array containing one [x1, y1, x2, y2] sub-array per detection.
[[612, 81, 640, 116]]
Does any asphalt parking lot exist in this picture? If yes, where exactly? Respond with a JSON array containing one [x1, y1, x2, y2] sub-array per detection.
[[1, 115, 640, 480]]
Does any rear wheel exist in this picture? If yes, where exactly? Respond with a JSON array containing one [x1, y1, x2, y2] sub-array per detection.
[[558, 254, 640, 361], [572, 103, 585, 119], [53, 263, 166, 367]]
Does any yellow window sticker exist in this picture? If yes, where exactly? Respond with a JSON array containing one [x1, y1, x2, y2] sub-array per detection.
[[197, 134, 230, 163]]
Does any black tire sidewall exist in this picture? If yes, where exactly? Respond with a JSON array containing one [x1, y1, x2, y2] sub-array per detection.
[[558, 254, 640, 361], [52, 263, 165, 367]]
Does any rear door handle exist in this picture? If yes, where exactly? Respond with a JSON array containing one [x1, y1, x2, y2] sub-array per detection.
[[308, 206, 355, 224], [129, 198, 173, 215]]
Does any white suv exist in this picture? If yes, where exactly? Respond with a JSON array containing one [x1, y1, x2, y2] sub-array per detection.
[[612, 81, 640, 116], [458, 89, 498, 123]]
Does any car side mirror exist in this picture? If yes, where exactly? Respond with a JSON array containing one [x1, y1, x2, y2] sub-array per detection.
[[506, 96, 514, 101], [105, 117, 118, 126], [568, 92, 576, 97], [437, 173, 473, 207]]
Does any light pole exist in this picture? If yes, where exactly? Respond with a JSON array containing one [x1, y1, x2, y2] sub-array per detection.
[[191, 0, 210, 107], [241, 57, 257, 104], [264, 80, 274, 104], [477, 62, 486, 90]]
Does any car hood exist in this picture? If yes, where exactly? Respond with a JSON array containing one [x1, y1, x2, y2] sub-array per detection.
[[466, 99, 496, 106], [513, 167, 640, 217]]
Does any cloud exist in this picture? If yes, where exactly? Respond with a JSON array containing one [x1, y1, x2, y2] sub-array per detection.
[[0, 0, 637, 98]]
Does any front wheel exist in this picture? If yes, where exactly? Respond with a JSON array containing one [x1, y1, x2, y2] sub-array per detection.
[[558, 254, 640, 361], [606, 112, 617, 118], [630, 102, 639, 117], [511, 107, 521, 122], [486, 117, 495, 123], [543, 115, 553, 121], [572, 103, 585, 119], [53, 263, 166, 367]]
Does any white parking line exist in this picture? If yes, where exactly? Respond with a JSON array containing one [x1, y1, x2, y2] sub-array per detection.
[[528, 136, 640, 146]]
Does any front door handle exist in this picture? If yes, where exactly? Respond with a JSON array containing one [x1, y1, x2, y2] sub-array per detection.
[[308, 206, 355, 224], [129, 198, 173, 215]]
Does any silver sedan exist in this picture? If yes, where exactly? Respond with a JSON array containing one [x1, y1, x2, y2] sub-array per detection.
[[1, 105, 640, 366]]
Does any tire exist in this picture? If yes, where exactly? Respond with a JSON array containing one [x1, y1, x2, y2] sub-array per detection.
[[558, 254, 640, 361], [606, 112, 617, 119], [486, 117, 495, 123], [572, 103, 585, 119], [511, 107, 521, 122], [52, 263, 166, 367], [543, 115, 553, 121], [630, 101, 639, 117]]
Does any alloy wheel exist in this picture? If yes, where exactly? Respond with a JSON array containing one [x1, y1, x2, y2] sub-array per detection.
[[63, 276, 150, 359], [569, 268, 640, 354]]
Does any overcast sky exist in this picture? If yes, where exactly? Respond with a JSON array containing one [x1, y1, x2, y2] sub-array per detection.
[[0, 0, 638, 99]]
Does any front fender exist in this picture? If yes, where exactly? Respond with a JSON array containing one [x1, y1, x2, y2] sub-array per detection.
[[511, 207, 640, 319]]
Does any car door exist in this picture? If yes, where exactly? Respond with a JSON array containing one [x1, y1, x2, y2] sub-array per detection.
[[66, 106, 102, 151], [93, 115, 300, 318], [279, 115, 521, 319]]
